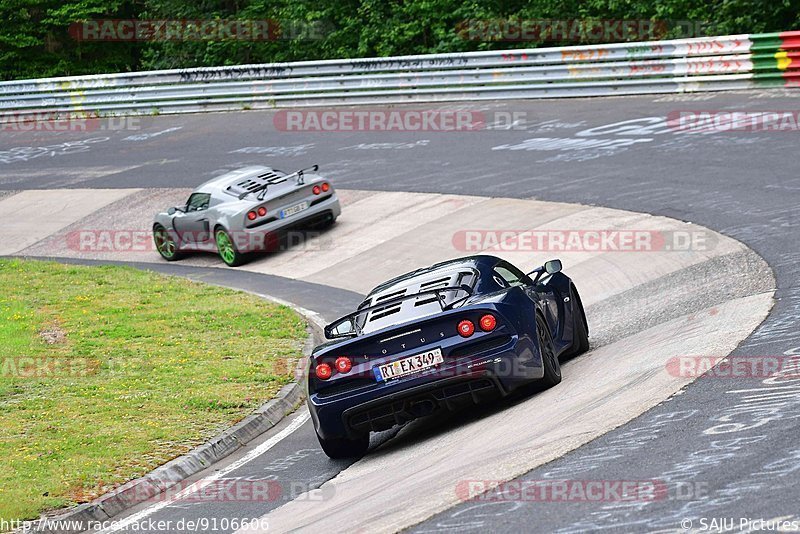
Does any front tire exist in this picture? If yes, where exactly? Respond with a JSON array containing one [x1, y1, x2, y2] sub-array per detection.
[[537, 314, 562, 387], [316, 432, 369, 459], [215, 227, 246, 267], [153, 224, 183, 261]]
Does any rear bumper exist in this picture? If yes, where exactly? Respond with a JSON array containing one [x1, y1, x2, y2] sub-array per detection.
[[309, 336, 543, 440], [237, 194, 341, 252], [343, 372, 505, 437]]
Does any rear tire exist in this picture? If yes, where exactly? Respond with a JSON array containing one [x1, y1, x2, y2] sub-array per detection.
[[537, 314, 562, 387], [153, 224, 183, 261], [215, 227, 246, 267], [316, 432, 369, 459], [565, 287, 590, 358]]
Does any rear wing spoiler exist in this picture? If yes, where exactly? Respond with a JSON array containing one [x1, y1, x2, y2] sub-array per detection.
[[324, 285, 473, 340]]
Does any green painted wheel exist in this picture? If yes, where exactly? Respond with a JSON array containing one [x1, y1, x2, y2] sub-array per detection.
[[215, 228, 244, 267], [153, 225, 182, 261]]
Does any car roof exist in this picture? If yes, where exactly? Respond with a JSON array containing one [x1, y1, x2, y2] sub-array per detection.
[[366, 255, 503, 298], [194, 166, 282, 196], [354, 255, 510, 334]]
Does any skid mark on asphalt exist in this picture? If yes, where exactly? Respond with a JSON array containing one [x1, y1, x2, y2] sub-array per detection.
[[0, 165, 146, 188]]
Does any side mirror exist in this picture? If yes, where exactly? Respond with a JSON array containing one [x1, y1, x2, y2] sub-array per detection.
[[527, 258, 563, 284], [324, 317, 355, 339], [168, 206, 185, 215], [544, 259, 562, 274]]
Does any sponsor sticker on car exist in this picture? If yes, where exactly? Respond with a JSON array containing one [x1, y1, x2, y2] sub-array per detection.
[[374, 348, 444, 381]]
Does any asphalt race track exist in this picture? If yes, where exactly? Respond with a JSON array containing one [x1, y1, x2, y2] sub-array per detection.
[[2, 88, 799, 533]]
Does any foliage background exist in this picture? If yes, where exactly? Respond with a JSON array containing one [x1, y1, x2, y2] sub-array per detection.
[[1, 0, 798, 80]]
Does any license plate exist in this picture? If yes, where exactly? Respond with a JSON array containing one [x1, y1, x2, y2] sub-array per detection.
[[280, 201, 309, 219], [373, 348, 443, 382]]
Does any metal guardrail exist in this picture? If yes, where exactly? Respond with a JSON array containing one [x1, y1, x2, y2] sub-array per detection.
[[0, 31, 798, 117]]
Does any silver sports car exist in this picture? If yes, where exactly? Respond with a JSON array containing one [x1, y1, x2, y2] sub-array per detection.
[[153, 164, 341, 266]]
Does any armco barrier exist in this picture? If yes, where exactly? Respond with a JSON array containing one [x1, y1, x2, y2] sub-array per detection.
[[0, 31, 798, 118]]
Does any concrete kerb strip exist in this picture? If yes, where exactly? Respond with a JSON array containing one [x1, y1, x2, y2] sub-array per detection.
[[24, 290, 326, 534]]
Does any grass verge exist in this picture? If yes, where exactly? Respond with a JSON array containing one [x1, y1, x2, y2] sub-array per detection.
[[0, 259, 306, 521]]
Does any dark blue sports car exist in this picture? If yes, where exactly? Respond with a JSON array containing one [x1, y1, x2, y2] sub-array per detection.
[[307, 255, 589, 458]]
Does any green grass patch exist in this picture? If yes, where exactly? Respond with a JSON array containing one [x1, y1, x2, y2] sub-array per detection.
[[0, 259, 306, 522]]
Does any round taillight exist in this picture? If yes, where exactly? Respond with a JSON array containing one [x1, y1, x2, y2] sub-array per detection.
[[321, 182, 330, 192], [457, 319, 475, 337], [257, 206, 267, 217], [312, 185, 321, 195], [479, 314, 497, 331], [247, 211, 257, 221], [335, 356, 352, 374], [315, 363, 332, 380]]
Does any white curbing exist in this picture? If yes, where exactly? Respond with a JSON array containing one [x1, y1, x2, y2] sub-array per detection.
[[0, 189, 140, 255]]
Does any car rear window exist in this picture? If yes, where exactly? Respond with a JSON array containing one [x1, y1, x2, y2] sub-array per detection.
[[357, 269, 477, 334]]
